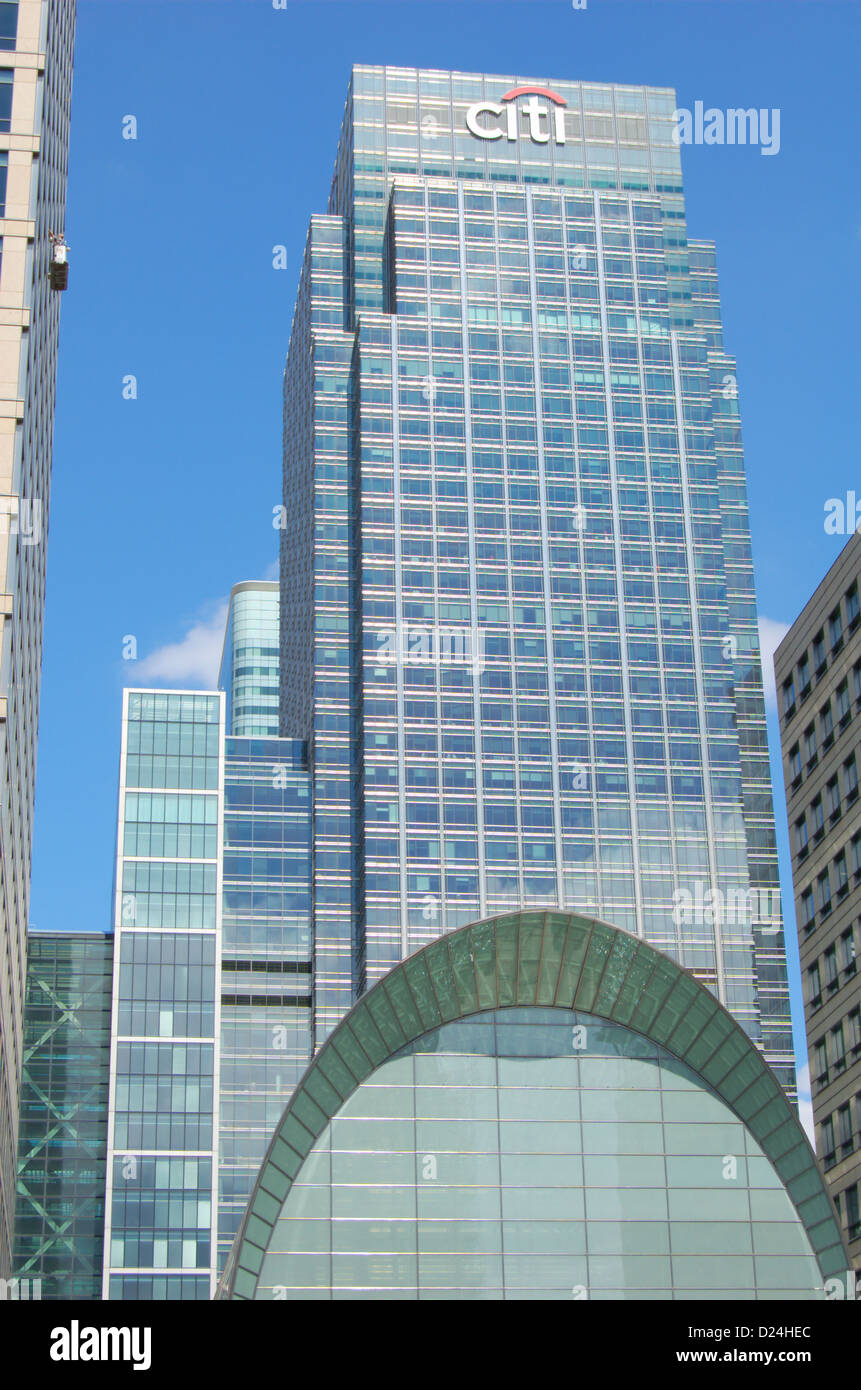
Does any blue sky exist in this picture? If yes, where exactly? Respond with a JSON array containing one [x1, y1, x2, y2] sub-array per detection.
[[32, 0, 861, 1123]]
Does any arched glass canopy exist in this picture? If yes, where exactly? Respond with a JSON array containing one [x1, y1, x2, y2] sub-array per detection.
[[219, 911, 849, 1299]]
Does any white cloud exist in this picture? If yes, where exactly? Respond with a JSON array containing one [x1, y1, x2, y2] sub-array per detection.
[[795, 1060, 815, 1144], [135, 600, 229, 690], [758, 616, 790, 711]]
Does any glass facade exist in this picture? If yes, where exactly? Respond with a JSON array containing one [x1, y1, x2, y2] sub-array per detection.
[[220, 582, 280, 737], [13, 931, 112, 1299], [222, 912, 849, 1301], [105, 603, 314, 1298], [256, 1009, 819, 1300], [103, 691, 224, 1301], [279, 66, 791, 1093], [218, 734, 312, 1273]]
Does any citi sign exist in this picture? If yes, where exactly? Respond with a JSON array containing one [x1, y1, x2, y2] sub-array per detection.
[[465, 85, 568, 145]]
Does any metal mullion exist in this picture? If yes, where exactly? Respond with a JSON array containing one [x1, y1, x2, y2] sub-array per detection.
[[592, 191, 645, 940], [524, 187, 564, 911]]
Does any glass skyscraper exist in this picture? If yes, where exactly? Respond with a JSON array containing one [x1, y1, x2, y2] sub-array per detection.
[[217, 731, 311, 1275], [103, 689, 224, 1300], [279, 65, 792, 1092], [102, 595, 313, 1298]]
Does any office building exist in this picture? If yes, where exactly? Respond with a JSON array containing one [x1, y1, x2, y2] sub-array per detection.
[[775, 531, 861, 1272], [0, 0, 76, 1278], [279, 65, 792, 1099], [102, 688, 224, 1300], [12, 930, 112, 1299], [217, 727, 311, 1275], [102, 596, 313, 1298]]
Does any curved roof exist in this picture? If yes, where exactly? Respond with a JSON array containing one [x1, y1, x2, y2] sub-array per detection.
[[220, 910, 849, 1298]]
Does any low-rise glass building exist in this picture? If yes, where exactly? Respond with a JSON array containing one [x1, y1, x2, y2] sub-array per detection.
[[221, 912, 849, 1300], [13, 931, 113, 1299]]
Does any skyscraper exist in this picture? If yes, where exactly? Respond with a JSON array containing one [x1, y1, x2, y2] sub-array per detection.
[[103, 689, 224, 1300], [279, 65, 792, 1092], [102, 593, 313, 1298], [0, 0, 76, 1278], [216, 726, 311, 1276]]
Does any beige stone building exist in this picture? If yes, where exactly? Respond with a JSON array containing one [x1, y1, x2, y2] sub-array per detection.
[[0, 0, 75, 1278], [776, 529, 861, 1275]]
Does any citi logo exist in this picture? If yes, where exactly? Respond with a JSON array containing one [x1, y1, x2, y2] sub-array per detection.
[[465, 85, 568, 144]]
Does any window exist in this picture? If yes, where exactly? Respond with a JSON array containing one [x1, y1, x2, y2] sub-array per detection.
[[830, 606, 844, 651], [814, 1037, 829, 1084], [0, 68, 11, 133], [811, 794, 824, 839], [841, 927, 857, 976], [836, 678, 850, 726], [782, 676, 796, 717], [806, 960, 821, 1008], [0, 4, 15, 53], [824, 945, 839, 991], [813, 630, 826, 672], [803, 722, 817, 766], [848, 1007, 861, 1053], [837, 1103, 854, 1157], [847, 581, 860, 628], [834, 849, 849, 897], [788, 743, 802, 783], [820, 1114, 836, 1168], [854, 661, 861, 705], [798, 652, 811, 695], [820, 701, 834, 747], [832, 1021, 846, 1072], [800, 886, 815, 929], [817, 868, 832, 915], [0, 150, 6, 218], [843, 754, 858, 802], [793, 815, 808, 857], [826, 775, 841, 821], [845, 1183, 860, 1241]]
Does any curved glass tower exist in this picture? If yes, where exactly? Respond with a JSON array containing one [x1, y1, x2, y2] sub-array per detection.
[[220, 582, 280, 738], [220, 913, 849, 1301]]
